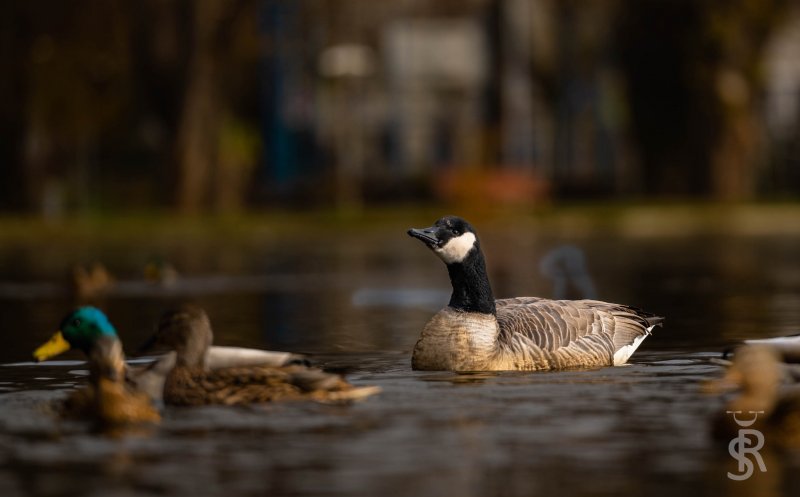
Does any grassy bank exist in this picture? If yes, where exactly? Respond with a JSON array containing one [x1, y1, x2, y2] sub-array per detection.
[[0, 201, 799, 244]]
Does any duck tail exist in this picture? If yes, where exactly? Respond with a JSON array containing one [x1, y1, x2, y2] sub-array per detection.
[[315, 385, 383, 403]]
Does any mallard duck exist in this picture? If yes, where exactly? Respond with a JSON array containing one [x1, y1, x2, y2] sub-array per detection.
[[407, 216, 664, 371], [71, 262, 114, 299], [139, 305, 381, 406], [144, 258, 179, 287], [33, 306, 166, 418], [706, 345, 800, 449]]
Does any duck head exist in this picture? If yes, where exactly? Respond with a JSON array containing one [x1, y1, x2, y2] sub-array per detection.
[[34, 307, 118, 361], [408, 216, 479, 265], [138, 305, 213, 368]]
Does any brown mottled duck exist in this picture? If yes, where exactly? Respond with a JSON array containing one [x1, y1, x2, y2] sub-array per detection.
[[706, 345, 800, 450], [140, 305, 381, 406]]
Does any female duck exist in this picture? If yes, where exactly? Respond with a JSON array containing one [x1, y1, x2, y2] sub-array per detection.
[[407, 216, 663, 371], [139, 305, 380, 406], [706, 345, 800, 449]]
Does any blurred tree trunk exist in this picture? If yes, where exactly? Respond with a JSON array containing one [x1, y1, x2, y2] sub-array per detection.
[[706, 1, 788, 200], [174, 0, 258, 214], [175, 0, 225, 214], [616, 0, 788, 198], [0, 3, 34, 211]]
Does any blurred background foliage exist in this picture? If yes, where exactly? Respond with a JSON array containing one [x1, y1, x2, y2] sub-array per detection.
[[1, 0, 799, 217]]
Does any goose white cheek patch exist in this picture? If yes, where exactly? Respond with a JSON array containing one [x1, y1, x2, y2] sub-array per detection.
[[434, 232, 477, 264]]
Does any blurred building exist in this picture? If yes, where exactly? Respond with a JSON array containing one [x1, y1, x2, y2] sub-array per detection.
[[260, 0, 627, 206], [1, 0, 799, 213]]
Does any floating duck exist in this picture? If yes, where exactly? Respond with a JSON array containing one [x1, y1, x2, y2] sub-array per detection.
[[144, 258, 179, 287], [84, 335, 160, 428], [139, 305, 380, 406], [71, 262, 114, 300], [706, 345, 800, 449], [741, 334, 800, 363]]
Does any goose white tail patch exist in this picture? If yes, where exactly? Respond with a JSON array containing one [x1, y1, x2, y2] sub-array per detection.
[[434, 232, 476, 264], [612, 325, 655, 366]]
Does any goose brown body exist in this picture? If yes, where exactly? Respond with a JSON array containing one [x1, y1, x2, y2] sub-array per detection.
[[409, 216, 663, 372], [413, 298, 661, 371]]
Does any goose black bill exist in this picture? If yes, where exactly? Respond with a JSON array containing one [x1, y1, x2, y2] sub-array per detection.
[[407, 227, 440, 247]]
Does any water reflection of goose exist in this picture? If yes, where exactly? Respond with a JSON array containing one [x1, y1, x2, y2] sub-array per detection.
[[407, 216, 663, 371], [539, 245, 597, 300], [706, 345, 800, 449], [138, 305, 381, 406]]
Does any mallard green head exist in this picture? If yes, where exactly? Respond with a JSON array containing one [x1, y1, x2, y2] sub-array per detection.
[[33, 307, 118, 361]]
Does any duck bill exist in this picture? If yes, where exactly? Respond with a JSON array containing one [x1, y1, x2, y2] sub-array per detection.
[[33, 331, 71, 362], [700, 369, 743, 394], [407, 227, 440, 248]]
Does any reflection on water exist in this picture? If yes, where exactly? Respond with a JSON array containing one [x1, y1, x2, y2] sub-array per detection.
[[1, 229, 799, 496]]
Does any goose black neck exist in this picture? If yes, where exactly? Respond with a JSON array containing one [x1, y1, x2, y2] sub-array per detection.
[[445, 248, 496, 315]]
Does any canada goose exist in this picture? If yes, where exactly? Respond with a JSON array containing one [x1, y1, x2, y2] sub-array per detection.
[[706, 345, 800, 449], [407, 216, 663, 371], [139, 305, 381, 406]]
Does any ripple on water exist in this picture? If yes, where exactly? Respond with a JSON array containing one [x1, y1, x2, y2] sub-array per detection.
[[0, 352, 797, 497]]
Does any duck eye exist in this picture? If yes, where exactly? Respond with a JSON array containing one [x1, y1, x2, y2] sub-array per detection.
[[452, 228, 461, 235], [72, 319, 81, 327]]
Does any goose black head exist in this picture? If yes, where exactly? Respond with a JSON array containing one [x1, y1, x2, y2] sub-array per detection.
[[408, 216, 479, 265], [408, 216, 495, 314]]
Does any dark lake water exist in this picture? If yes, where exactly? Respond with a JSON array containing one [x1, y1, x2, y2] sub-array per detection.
[[1, 221, 799, 497]]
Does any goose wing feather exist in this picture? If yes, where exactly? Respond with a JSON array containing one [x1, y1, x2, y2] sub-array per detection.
[[495, 298, 661, 354]]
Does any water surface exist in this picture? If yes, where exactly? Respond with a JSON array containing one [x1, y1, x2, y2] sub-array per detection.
[[1, 226, 799, 497]]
